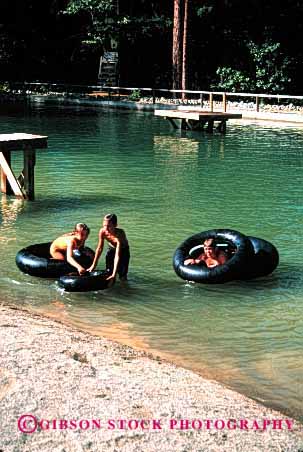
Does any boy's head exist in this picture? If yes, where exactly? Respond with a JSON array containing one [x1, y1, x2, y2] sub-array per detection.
[[203, 238, 217, 256], [103, 213, 118, 227]]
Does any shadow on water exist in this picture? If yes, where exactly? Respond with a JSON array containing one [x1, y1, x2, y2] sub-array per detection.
[[0, 102, 140, 119], [16, 194, 146, 215]]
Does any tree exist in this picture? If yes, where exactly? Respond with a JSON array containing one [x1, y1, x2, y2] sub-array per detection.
[[64, 0, 170, 52], [247, 40, 292, 93], [214, 40, 292, 94], [172, 0, 182, 90], [172, 0, 190, 95], [181, 0, 189, 96], [64, 0, 118, 50], [63, 0, 171, 84]]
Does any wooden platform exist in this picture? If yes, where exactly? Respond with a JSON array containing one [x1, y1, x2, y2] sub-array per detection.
[[154, 109, 242, 133], [0, 133, 48, 200]]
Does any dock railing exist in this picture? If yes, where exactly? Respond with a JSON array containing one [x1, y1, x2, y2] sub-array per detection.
[[4, 81, 303, 113]]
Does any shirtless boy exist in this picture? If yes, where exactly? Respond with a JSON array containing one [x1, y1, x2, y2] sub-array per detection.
[[184, 238, 227, 268], [50, 223, 90, 275], [88, 214, 130, 280]]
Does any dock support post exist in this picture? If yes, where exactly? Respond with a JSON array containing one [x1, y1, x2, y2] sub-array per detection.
[[152, 89, 156, 105], [206, 120, 214, 133], [166, 117, 179, 129], [0, 151, 14, 195], [0, 152, 24, 198], [256, 96, 260, 112], [23, 146, 36, 200], [217, 120, 227, 133], [209, 93, 214, 112], [223, 93, 227, 112], [181, 119, 188, 130]]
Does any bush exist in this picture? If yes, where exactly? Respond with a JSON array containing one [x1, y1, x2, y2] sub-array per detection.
[[214, 67, 251, 92], [128, 88, 142, 101]]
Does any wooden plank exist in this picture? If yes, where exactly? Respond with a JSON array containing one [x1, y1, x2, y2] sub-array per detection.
[[0, 152, 25, 198], [155, 110, 242, 120], [155, 110, 201, 120], [0, 133, 48, 152]]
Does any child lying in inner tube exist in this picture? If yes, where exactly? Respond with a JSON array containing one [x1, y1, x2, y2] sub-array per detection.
[[50, 223, 90, 275], [184, 238, 228, 268]]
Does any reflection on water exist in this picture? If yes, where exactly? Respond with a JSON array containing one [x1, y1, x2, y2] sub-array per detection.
[[0, 197, 25, 243], [0, 105, 303, 420]]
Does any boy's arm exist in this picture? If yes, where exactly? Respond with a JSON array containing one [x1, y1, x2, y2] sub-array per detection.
[[66, 239, 86, 275], [195, 253, 206, 264], [107, 241, 120, 280], [88, 230, 104, 271]]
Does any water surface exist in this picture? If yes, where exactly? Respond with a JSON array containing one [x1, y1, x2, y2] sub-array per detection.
[[0, 104, 303, 419]]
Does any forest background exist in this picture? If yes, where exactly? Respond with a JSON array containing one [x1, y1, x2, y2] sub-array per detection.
[[0, 0, 302, 94]]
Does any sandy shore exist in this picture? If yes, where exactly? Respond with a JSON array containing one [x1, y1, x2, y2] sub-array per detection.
[[0, 304, 302, 452]]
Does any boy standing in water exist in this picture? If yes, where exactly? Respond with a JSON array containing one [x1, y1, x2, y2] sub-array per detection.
[[88, 214, 130, 280]]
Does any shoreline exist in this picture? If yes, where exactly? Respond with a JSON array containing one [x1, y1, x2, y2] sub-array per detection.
[[1, 303, 302, 451], [3, 93, 303, 124], [30, 302, 298, 420]]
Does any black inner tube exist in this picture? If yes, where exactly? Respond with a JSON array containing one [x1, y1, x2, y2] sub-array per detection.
[[16, 242, 95, 278], [58, 270, 111, 292], [173, 229, 255, 284], [241, 236, 279, 279]]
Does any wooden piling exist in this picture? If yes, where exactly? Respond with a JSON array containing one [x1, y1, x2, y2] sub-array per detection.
[[0, 133, 47, 200]]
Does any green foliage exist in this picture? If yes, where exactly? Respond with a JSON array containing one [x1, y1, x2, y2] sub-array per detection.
[[128, 89, 142, 101], [214, 67, 251, 92], [64, 0, 117, 47], [214, 40, 291, 93], [247, 40, 291, 93], [65, 0, 116, 15], [0, 82, 10, 93], [196, 6, 214, 17], [64, 0, 170, 48]]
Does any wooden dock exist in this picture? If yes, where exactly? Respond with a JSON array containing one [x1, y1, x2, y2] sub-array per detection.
[[154, 109, 242, 133], [0, 133, 48, 200]]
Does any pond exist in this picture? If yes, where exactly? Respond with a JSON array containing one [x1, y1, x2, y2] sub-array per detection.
[[0, 103, 303, 420]]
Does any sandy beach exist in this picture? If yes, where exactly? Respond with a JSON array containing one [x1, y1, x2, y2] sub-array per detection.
[[0, 304, 302, 452]]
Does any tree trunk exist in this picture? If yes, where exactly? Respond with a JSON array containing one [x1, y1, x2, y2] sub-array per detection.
[[181, 0, 189, 99], [172, 0, 183, 92]]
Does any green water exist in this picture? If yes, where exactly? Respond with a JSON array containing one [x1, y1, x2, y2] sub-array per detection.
[[1, 104, 303, 419]]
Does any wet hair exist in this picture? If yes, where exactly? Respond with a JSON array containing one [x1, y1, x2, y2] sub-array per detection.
[[104, 213, 117, 227], [203, 238, 217, 248], [75, 223, 90, 235]]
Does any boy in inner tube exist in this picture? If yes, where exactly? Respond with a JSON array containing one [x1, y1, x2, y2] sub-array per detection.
[[50, 223, 90, 275], [184, 238, 228, 268]]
